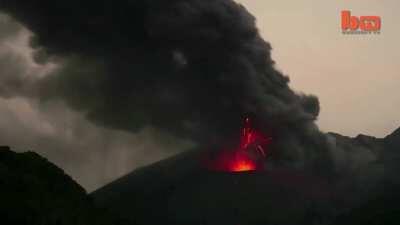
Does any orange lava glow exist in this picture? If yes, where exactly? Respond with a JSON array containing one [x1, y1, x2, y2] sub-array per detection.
[[230, 157, 257, 172], [204, 150, 258, 172], [202, 117, 271, 172], [231, 163, 255, 172]]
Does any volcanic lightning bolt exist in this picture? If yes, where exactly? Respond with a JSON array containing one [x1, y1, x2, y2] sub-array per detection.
[[203, 117, 272, 172], [240, 117, 270, 157]]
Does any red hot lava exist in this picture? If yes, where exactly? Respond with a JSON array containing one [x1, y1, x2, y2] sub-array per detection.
[[202, 118, 271, 172]]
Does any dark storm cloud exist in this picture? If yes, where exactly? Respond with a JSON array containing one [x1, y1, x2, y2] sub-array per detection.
[[0, 0, 332, 172], [0, 14, 35, 98], [0, 13, 192, 191], [0, 13, 20, 41]]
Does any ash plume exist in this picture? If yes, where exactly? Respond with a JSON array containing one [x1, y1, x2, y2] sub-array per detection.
[[0, 0, 331, 171]]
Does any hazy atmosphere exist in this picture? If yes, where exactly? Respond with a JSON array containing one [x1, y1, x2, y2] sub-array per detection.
[[0, 0, 398, 191], [236, 0, 400, 137]]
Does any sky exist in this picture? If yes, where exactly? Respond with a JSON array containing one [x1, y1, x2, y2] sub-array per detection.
[[236, 0, 400, 137], [0, 0, 398, 191]]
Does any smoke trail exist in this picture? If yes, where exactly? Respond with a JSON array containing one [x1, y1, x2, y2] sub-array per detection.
[[0, 0, 332, 172]]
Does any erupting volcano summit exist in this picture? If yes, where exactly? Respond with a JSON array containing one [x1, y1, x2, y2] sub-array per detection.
[[202, 118, 272, 172]]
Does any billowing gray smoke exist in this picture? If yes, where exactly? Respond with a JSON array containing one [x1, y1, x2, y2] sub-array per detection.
[[0, 0, 332, 172]]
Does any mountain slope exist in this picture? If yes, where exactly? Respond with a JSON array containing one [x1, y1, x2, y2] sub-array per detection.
[[0, 146, 129, 225], [92, 127, 400, 225], [92, 149, 341, 225]]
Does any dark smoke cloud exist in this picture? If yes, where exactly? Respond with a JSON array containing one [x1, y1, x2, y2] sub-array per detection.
[[0, 14, 192, 191], [0, 14, 36, 98], [0, 0, 331, 171]]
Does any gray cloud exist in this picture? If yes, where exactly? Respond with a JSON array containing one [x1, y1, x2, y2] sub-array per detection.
[[0, 14, 192, 191], [0, 13, 21, 41]]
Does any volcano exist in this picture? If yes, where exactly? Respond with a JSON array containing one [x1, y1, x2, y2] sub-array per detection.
[[91, 119, 392, 225], [91, 119, 339, 225], [91, 150, 337, 225], [92, 117, 339, 225]]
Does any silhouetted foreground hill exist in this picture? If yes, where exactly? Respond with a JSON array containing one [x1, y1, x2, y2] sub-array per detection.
[[0, 146, 131, 225]]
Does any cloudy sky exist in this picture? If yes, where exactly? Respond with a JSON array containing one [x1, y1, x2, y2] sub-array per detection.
[[236, 0, 400, 137], [0, 0, 398, 191]]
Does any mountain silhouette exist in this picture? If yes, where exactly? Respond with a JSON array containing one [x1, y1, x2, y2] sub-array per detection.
[[91, 127, 399, 225], [0, 146, 131, 225]]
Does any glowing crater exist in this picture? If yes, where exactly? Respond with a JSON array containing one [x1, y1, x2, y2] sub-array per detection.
[[202, 117, 271, 173]]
